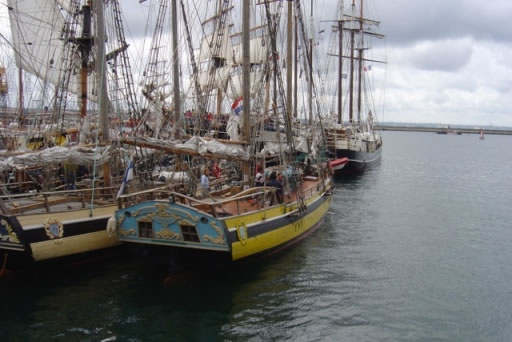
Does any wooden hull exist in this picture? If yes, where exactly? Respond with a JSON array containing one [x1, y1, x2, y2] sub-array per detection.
[[115, 179, 333, 262], [0, 205, 120, 269]]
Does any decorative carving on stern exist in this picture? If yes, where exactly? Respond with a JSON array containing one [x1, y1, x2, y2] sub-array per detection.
[[119, 228, 136, 237], [203, 221, 226, 245], [0, 219, 20, 243], [155, 228, 182, 240], [44, 218, 64, 240]]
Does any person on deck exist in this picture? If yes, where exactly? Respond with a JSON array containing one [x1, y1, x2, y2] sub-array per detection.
[[212, 162, 221, 179], [267, 171, 283, 204], [64, 162, 77, 190], [255, 165, 264, 187], [200, 168, 210, 198]]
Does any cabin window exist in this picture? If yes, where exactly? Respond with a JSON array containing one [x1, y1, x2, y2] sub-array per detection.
[[138, 221, 154, 238], [181, 224, 200, 242]]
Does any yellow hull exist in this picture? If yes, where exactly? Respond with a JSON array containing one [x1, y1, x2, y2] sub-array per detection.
[[115, 180, 333, 262], [31, 230, 120, 261], [228, 192, 331, 260]]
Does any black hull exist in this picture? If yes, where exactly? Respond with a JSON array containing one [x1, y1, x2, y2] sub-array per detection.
[[0, 213, 117, 270], [334, 145, 382, 175]]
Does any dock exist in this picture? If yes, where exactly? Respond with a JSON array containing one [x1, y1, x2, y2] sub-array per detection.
[[374, 124, 512, 135]]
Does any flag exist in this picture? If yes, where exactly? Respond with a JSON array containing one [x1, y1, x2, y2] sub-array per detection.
[[116, 158, 134, 199], [231, 96, 243, 115]]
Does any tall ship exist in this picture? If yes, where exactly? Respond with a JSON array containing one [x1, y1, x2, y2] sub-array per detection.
[[325, 0, 385, 174], [112, 0, 334, 268], [0, 0, 162, 271]]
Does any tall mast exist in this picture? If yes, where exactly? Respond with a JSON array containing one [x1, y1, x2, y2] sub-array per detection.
[[357, 0, 363, 123], [241, 0, 250, 142], [95, 0, 108, 142], [348, 28, 354, 124], [286, 1, 293, 124], [308, 0, 313, 125], [215, 0, 223, 121], [18, 68, 23, 127], [293, 16, 298, 119], [337, 2, 344, 125], [171, 0, 181, 138], [94, 0, 111, 188], [79, 2, 92, 119]]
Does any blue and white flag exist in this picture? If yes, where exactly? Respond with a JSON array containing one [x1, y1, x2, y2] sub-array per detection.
[[116, 158, 134, 199]]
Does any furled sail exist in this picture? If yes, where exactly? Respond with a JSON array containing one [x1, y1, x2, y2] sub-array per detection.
[[225, 69, 265, 100], [198, 26, 232, 64], [231, 37, 268, 65], [198, 65, 231, 91]]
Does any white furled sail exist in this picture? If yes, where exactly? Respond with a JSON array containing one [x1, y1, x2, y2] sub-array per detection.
[[231, 37, 268, 65], [7, 0, 96, 99], [198, 65, 232, 91], [198, 26, 232, 64], [225, 69, 265, 100]]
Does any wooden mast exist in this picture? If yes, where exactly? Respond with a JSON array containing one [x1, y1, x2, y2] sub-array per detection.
[[308, 0, 313, 125], [94, 0, 111, 187], [337, 7, 344, 125], [18, 68, 23, 127], [348, 28, 354, 124], [357, 0, 363, 123], [79, 2, 92, 120], [241, 0, 251, 186], [241, 0, 250, 141], [293, 15, 298, 119], [286, 1, 293, 124], [171, 0, 181, 139]]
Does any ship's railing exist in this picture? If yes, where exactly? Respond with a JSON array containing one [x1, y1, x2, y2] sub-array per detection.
[[0, 186, 120, 215], [116, 177, 326, 218]]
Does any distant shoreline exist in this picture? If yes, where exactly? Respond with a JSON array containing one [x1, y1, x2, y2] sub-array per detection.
[[374, 124, 512, 135]]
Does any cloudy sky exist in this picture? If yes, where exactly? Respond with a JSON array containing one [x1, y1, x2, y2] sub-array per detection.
[[1, 0, 510, 127], [366, 0, 512, 126], [117, 0, 511, 127]]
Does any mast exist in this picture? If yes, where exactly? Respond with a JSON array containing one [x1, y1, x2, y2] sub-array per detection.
[[18, 68, 23, 126], [348, 28, 354, 124], [337, 16, 343, 124], [308, 0, 313, 125], [79, 2, 93, 119], [215, 0, 223, 121], [357, 0, 363, 123], [95, 0, 108, 141], [293, 16, 298, 119], [241, 0, 250, 142], [171, 0, 181, 139], [286, 1, 293, 124], [94, 0, 111, 188]]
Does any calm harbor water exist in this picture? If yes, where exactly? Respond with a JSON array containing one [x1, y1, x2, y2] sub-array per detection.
[[1, 131, 511, 341]]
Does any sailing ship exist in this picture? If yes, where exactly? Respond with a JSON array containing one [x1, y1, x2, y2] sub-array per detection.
[[326, 0, 384, 174], [0, 0, 150, 271], [112, 0, 333, 268]]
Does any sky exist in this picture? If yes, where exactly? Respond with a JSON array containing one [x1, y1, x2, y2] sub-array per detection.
[[117, 0, 512, 127], [364, 0, 512, 126]]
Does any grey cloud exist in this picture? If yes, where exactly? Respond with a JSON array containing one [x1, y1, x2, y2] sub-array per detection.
[[407, 38, 474, 72], [374, 0, 512, 46]]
